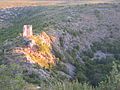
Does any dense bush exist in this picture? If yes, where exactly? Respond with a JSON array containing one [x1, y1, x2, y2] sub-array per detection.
[[39, 62, 120, 90], [74, 39, 120, 86], [0, 63, 26, 90]]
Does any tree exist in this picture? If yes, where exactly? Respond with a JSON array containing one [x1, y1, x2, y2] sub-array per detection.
[[99, 62, 120, 90]]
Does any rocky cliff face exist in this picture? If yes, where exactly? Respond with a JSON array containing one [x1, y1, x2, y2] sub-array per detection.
[[46, 3, 120, 78], [47, 3, 120, 63]]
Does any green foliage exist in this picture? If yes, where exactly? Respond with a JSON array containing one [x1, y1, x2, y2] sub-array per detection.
[[0, 7, 55, 44], [36, 62, 120, 90], [0, 64, 25, 90], [98, 62, 120, 90], [74, 39, 120, 86], [40, 81, 95, 90], [23, 72, 42, 84]]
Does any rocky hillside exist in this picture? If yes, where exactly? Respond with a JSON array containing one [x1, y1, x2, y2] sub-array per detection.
[[1, 2, 120, 87]]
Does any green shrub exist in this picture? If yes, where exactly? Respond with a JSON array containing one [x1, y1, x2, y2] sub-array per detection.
[[0, 64, 25, 90]]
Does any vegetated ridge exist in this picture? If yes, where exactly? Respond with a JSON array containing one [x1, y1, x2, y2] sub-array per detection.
[[0, 2, 120, 90]]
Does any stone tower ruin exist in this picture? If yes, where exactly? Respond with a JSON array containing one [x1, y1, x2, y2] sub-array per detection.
[[23, 25, 33, 38]]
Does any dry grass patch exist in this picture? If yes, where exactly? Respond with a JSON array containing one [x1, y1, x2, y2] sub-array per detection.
[[0, 0, 63, 9]]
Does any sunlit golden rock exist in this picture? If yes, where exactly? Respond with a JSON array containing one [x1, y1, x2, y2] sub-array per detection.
[[15, 30, 56, 69]]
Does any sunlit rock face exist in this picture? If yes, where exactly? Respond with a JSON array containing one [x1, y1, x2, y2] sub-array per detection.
[[15, 31, 56, 69]]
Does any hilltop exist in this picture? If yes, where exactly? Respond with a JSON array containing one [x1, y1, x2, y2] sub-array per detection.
[[0, 0, 63, 9], [0, 0, 119, 9]]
